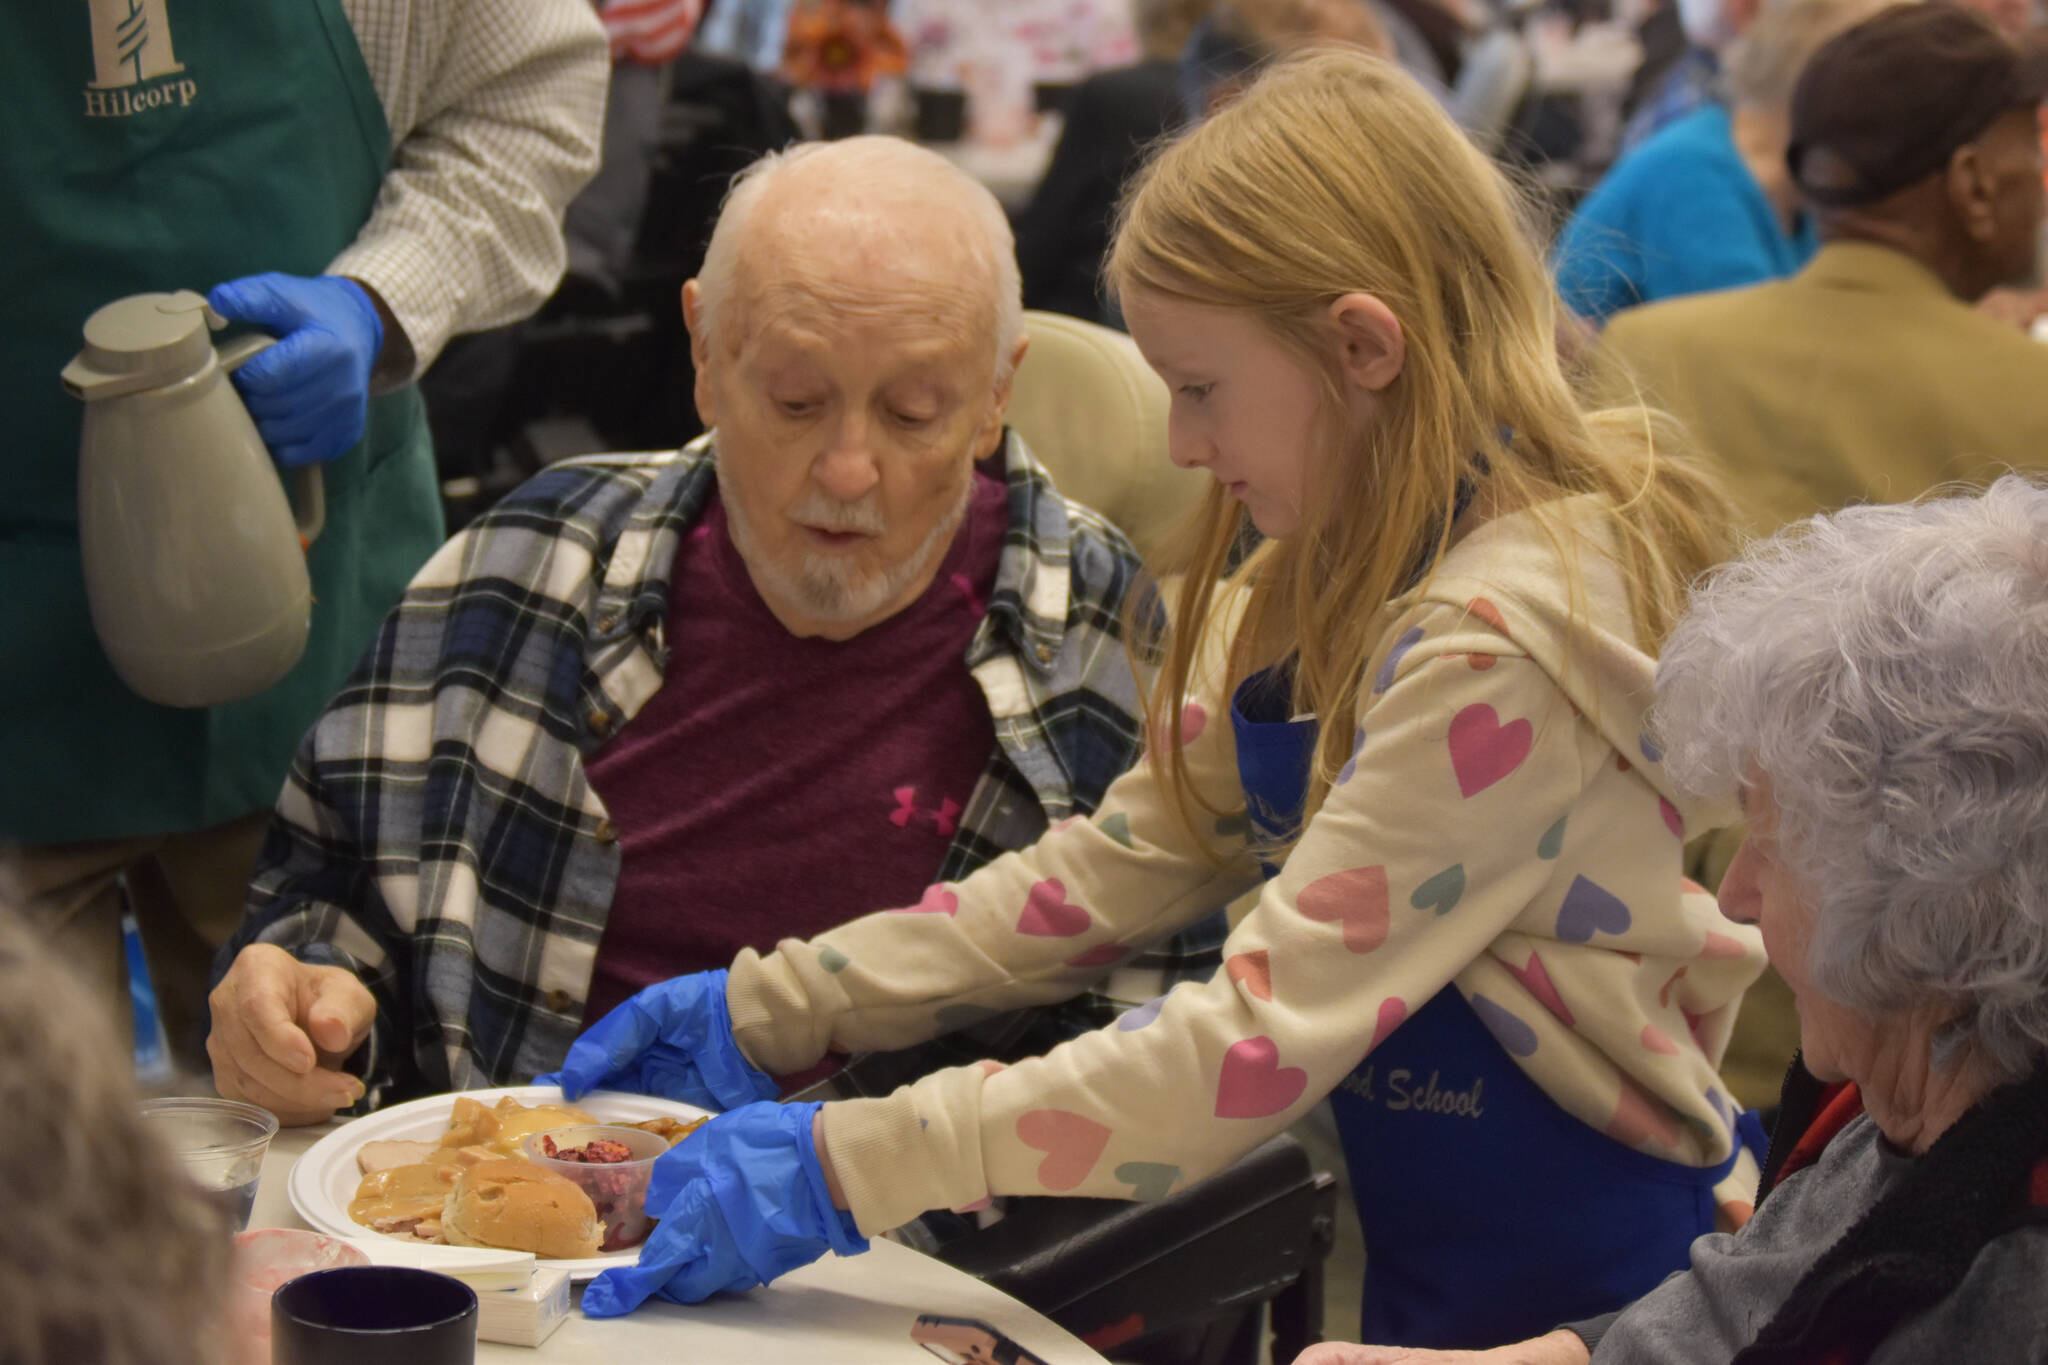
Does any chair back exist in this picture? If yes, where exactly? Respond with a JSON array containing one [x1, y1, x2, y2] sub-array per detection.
[[1006, 310, 1211, 568]]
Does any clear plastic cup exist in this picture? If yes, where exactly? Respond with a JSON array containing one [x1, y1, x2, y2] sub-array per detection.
[[521, 1124, 669, 1252], [138, 1096, 278, 1230]]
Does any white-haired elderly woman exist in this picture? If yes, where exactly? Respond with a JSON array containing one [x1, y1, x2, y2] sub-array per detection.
[[1298, 476, 2048, 1364]]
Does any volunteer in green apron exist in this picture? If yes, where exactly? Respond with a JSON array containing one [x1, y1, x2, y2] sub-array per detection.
[[0, 0, 445, 1060]]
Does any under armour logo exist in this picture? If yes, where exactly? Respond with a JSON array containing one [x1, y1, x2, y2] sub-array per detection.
[[889, 785, 960, 837]]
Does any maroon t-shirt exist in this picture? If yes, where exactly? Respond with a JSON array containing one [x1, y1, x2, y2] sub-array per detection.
[[581, 472, 1008, 1024]]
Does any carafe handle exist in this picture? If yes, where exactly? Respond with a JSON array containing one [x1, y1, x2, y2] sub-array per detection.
[[216, 332, 325, 548], [216, 332, 274, 372]]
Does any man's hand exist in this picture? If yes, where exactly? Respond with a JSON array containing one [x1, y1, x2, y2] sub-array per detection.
[[1292, 1331, 1593, 1365], [207, 273, 384, 468], [207, 944, 374, 1125]]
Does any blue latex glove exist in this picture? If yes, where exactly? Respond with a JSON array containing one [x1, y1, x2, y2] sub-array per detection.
[[581, 1100, 867, 1316], [207, 272, 383, 468], [534, 969, 778, 1112]]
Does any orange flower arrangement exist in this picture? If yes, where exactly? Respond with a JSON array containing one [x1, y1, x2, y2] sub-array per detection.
[[781, 0, 909, 95]]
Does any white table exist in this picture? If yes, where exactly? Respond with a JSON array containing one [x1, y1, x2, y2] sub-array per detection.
[[253, 1127, 1109, 1364]]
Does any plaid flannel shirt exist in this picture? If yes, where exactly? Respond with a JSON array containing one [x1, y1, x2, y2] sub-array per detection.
[[225, 431, 1225, 1110]]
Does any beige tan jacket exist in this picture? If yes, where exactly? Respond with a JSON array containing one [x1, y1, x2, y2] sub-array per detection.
[[1603, 242, 2048, 536]]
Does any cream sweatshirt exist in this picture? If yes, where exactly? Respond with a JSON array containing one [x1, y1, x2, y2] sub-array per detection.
[[728, 495, 1768, 1235]]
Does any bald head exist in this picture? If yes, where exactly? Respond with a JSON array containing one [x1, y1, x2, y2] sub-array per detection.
[[694, 137, 1025, 385]]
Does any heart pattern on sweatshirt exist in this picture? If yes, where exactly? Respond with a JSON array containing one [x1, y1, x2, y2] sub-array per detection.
[[1117, 995, 1167, 1031], [1226, 950, 1273, 1001], [1700, 931, 1751, 960], [1373, 626, 1425, 695], [1504, 950, 1576, 1027], [1214, 1036, 1309, 1118], [894, 885, 959, 916], [1469, 993, 1538, 1057], [1368, 996, 1408, 1052], [1297, 865, 1391, 953], [1016, 1109, 1112, 1190], [1410, 863, 1465, 915], [1466, 597, 1510, 635], [1448, 703, 1533, 798], [1115, 1161, 1182, 1202], [1639, 1024, 1680, 1056], [1100, 812, 1134, 848], [1556, 875, 1632, 942], [1018, 879, 1091, 937], [1336, 727, 1368, 786]]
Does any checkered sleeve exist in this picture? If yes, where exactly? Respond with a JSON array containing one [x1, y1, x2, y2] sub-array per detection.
[[222, 587, 450, 1110], [331, 0, 609, 377], [219, 468, 626, 1106]]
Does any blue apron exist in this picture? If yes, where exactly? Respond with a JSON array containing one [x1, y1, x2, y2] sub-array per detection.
[[1231, 666, 1735, 1349]]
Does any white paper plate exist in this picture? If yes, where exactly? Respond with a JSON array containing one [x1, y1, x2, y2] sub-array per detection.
[[288, 1085, 709, 1281]]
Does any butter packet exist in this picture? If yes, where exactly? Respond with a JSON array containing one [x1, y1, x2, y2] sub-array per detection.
[[476, 1266, 572, 1348]]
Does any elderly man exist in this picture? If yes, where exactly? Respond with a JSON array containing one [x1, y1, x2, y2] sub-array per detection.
[[1297, 477, 2048, 1364], [207, 136, 1201, 1125], [1603, 4, 2048, 536]]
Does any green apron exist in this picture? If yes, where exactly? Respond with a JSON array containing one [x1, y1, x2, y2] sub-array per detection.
[[0, 0, 445, 842]]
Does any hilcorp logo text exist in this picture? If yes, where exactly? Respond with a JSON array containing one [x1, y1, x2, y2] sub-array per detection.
[[83, 0, 198, 119]]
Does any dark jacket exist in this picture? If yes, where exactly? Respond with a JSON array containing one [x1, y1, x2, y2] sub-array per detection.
[[1015, 60, 1184, 325]]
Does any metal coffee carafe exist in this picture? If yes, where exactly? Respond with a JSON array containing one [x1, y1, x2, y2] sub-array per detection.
[[62, 290, 326, 708]]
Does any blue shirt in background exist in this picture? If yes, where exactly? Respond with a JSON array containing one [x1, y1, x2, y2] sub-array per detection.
[[1554, 104, 1816, 326], [1618, 46, 1721, 155]]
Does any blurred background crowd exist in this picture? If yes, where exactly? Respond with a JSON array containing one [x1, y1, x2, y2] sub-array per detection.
[[433, 0, 2047, 530]]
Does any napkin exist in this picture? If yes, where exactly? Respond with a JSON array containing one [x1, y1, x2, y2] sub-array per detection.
[[343, 1238, 536, 1292]]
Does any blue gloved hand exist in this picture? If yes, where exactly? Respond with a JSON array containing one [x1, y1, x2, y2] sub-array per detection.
[[581, 1100, 867, 1316], [534, 969, 778, 1112], [207, 272, 383, 468]]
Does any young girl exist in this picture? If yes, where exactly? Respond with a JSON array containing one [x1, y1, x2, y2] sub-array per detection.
[[555, 49, 1767, 1347]]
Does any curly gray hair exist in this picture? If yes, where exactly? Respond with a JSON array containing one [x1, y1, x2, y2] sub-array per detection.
[[0, 909, 231, 1364], [1653, 475, 2048, 1083]]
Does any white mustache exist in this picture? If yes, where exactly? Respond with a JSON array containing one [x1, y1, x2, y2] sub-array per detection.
[[790, 491, 886, 536]]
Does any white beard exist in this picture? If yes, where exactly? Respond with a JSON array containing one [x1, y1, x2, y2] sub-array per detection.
[[719, 465, 976, 628]]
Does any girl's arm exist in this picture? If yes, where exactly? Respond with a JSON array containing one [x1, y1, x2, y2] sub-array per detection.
[[727, 620, 1260, 1075], [818, 605, 1598, 1232]]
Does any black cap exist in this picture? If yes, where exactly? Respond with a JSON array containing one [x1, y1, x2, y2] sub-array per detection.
[[1787, 5, 2048, 209]]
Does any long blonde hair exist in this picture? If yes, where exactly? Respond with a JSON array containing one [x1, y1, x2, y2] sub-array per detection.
[[1108, 47, 1732, 844]]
